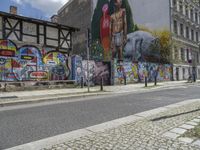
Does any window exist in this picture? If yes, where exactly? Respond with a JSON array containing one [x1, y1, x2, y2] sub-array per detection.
[[173, 0, 177, 7], [185, 5, 189, 17], [181, 48, 185, 61], [191, 29, 194, 41], [190, 9, 194, 21], [196, 32, 199, 42], [174, 46, 179, 59], [180, 23, 184, 36], [179, 1, 183, 14], [186, 26, 189, 38], [173, 20, 178, 34], [195, 12, 198, 23]]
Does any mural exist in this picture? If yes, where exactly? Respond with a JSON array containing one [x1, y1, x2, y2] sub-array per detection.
[[0, 39, 70, 82], [71, 55, 83, 84], [114, 61, 172, 84], [92, 0, 134, 62], [91, 0, 160, 62], [82, 60, 111, 85], [114, 62, 138, 84]]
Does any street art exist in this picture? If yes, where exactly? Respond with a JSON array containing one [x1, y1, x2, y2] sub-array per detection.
[[91, 0, 134, 61], [0, 40, 17, 57], [100, 3, 111, 61], [114, 61, 172, 84], [71, 55, 83, 84], [0, 39, 70, 82], [82, 60, 111, 85], [91, 0, 160, 62], [114, 62, 138, 84]]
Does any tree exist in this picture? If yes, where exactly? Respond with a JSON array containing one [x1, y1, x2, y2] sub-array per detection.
[[139, 26, 173, 63], [91, 0, 109, 42], [109, 0, 135, 33]]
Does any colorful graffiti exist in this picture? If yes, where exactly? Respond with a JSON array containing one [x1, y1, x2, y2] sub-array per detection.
[[0, 39, 70, 81], [114, 61, 172, 84], [71, 55, 83, 84], [82, 60, 111, 85], [114, 62, 138, 84]]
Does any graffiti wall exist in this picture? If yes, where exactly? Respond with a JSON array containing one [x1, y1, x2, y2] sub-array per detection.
[[0, 39, 70, 81], [114, 61, 172, 84], [71, 55, 83, 84], [114, 62, 138, 84], [82, 60, 111, 85]]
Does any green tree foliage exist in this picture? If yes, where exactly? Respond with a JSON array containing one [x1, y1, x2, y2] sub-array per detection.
[[91, 0, 109, 42], [109, 0, 135, 33]]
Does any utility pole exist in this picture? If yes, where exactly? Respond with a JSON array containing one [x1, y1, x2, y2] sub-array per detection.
[[87, 28, 91, 92]]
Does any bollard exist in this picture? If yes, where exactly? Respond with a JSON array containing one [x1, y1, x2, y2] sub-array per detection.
[[81, 76, 84, 88], [145, 77, 147, 87], [124, 75, 127, 85], [100, 77, 103, 91], [154, 76, 157, 86]]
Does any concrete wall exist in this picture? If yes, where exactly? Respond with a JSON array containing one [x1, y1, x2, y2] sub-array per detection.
[[58, 0, 92, 58]]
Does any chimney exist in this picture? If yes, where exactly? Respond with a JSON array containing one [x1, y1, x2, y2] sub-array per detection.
[[10, 6, 17, 15], [51, 15, 58, 23]]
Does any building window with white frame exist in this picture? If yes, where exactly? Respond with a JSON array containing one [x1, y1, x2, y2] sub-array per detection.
[[173, 20, 178, 34], [179, 1, 183, 14], [186, 26, 190, 39], [185, 4, 189, 17], [191, 29, 194, 41], [181, 48, 185, 61], [190, 8, 194, 21], [173, 0, 177, 8], [196, 32, 199, 42], [180, 23, 184, 36], [195, 11, 198, 23]]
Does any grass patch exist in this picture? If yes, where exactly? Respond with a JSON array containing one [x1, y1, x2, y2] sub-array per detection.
[[182, 123, 200, 138]]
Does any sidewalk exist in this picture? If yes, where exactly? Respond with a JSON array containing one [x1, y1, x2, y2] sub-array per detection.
[[0, 80, 199, 106], [7, 99, 200, 150]]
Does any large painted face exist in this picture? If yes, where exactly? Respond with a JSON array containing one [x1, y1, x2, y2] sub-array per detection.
[[102, 4, 109, 14], [114, 0, 122, 9]]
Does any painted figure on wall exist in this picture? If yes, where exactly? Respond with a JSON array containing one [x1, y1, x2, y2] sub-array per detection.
[[110, 0, 127, 62], [100, 3, 111, 61]]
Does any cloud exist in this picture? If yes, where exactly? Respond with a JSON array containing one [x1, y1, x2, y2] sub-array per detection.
[[12, 0, 68, 15]]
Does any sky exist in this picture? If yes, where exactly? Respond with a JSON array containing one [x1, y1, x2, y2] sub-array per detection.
[[0, 0, 69, 20]]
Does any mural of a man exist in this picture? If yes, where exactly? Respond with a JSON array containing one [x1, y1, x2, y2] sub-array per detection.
[[100, 4, 111, 61], [110, 0, 127, 62]]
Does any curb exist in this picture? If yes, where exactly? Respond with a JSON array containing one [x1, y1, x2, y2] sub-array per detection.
[[0, 92, 109, 107], [0, 82, 196, 107], [6, 98, 200, 150]]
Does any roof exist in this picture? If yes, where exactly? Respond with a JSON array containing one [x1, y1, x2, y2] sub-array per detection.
[[57, 0, 74, 14], [0, 11, 79, 32]]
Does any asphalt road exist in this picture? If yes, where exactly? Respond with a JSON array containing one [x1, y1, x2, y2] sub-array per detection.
[[1, 84, 200, 149]]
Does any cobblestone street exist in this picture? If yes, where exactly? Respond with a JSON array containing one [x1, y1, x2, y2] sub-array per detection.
[[43, 101, 200, 150]]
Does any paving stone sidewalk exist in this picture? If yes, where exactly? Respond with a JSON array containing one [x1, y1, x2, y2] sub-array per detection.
[[41, 100, 200, 150]]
